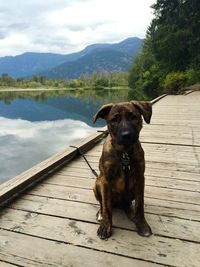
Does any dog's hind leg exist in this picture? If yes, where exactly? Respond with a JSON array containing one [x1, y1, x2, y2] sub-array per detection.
[[93, 179, 103, 222]]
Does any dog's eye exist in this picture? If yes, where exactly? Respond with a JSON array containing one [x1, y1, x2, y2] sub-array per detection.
[[111, 116, 119, 123], [127, 113, 137, 121]]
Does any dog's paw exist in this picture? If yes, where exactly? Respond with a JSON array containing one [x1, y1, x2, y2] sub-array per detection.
[[97, 221, 112, 240], [136, 221, 152, 237]]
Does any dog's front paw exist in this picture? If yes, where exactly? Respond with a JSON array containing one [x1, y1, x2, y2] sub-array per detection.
[[97, 221, 112, 240], [136, 220, 152, 237]]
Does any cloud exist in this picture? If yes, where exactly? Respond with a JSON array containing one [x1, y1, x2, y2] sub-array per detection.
[[0, 0, 155, 56], [0, 116, 99, 183]]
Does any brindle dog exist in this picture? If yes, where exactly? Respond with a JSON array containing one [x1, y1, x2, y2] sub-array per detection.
[[93, 100, 152, 239]]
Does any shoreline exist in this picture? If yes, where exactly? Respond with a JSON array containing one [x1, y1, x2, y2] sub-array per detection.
[[0, 88, 81, 92], [0, 86, 129, 92]]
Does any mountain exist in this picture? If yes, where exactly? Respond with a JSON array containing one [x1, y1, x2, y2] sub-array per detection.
[[0, 53, 70, 78], [41, 37, 143, 79], [0, 37, 143, 79]]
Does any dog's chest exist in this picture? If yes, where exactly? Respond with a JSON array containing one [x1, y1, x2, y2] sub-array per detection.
[[111, 169, 135, 194]]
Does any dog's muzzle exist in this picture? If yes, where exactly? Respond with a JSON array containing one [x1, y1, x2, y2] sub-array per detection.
[[117, 129, 138, 145]]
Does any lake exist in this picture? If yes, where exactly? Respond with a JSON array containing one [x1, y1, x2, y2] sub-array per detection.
[[0, 88, 136, 184]]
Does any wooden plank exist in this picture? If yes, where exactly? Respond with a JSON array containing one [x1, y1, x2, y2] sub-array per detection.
[[140, 127, 200, 146], [86, 142, 200, 154], [145, 198, 200, 220], [60, 159, 200, 175], [58, 164, 200, 182], [152, 116, 200, 122], [0, 131, 107, 205], [0, 229, 155, 267], [146, 167, 200, 182], [45, 173, 200, 193], [145, 176, 200, 192], [151, 109, 200, 114], [74, 153, 200, 170], [150, 120, 200, 127], [151, 108, 200, 114], [154, 102, 200, 106], [104, 126, 200, 139], [85, 148, 200, 163], [58, 167, 99, 179], [7, 197, 200, 242], [146, 161, 200, 174], [0, 209, 199, 267], [77, 146, 200, 166], [151, 116, 200, 122], [45, 174, 94, 189], [157, 110, 200, 120], [73, 142, 200, 163], [189, 90, 200, 96], [155, 93, 200, 101], [142, 137, 200, 147], [143, 144, 200, 156], [28, 182, 200, 206], [86, 148, 200, 162], [0, 262, 17, 267], [12, 193, 200, 222], [150, 94, 167, 104], [152, 93, 200, 105], [29, 183, 96, 204], [145, 186, 200, 205]]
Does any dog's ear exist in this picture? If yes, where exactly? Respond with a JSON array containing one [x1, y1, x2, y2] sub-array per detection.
[[131, 101, 152, 124], [93, 103, 113, 123]]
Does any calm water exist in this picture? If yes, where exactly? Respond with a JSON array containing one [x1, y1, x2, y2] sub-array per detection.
[[0, 89, 134, 183]]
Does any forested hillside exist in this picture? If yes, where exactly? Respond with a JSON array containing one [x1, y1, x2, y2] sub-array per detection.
[[41, 37, 142, 79], [0, 37, 142, 79], [129, 0, 200, 97]]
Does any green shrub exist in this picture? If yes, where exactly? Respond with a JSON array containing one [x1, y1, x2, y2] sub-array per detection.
[[185, 69, 200, 86], [69, 79, 83, 88], [27, 81, 41, 88], [94, 77, 109, 89], [163, 72, 187, 94]]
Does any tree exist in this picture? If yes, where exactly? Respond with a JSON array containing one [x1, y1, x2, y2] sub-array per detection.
[[129, 0, 200, 97], [0, 73, 15, 86], [150, 0, 200, 71], [38, 76, 46, 85]]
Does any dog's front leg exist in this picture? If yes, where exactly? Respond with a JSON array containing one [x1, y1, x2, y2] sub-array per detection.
[[134, 162, 152, 237], [97, 179, 112, 239]]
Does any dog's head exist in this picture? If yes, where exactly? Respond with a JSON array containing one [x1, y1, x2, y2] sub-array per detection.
[[93, 100, 152, 146]]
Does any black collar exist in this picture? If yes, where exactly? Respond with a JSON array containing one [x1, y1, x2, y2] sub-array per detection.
[[121, 152, 131, 171]]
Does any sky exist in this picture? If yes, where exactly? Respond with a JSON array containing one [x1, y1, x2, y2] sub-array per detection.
[[0, 0, 156, 57]]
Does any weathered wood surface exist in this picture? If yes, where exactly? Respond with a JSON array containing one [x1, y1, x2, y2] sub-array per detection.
[[0, 262, 16, 267], [0, 92, 200, 267]]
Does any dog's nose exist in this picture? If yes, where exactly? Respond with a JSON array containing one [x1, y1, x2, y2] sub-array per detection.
[[121, 130, 131, 139]]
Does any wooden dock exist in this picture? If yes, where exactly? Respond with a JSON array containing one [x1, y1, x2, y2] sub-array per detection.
[[0, 91, 200, 267]]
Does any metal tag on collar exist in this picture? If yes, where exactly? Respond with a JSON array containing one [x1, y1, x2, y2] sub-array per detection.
[[121, 152, 131, 170]]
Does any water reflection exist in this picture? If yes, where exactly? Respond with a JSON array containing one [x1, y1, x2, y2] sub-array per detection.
[[0, 116, 98, 183], [0, 88, 140, 183]]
